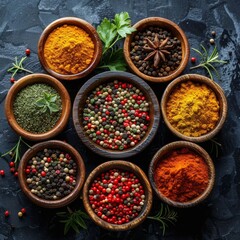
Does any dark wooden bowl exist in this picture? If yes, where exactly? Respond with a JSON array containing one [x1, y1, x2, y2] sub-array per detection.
[[38, 17, 102, 80], [161, 74, 228, 142], [18, 140, 86, 208], [123, 17, 190, 83], [149, 141, 215, 208], [83, 160, 152, 231], [72, 71, 160, 158], [5, 73, 71, 141]]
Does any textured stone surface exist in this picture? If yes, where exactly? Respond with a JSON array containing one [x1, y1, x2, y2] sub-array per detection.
[[0, 0, 240, 239]]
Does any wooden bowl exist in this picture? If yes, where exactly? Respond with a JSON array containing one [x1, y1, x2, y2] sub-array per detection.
[[5, 73, 71, 141], [38, 17, 102, 80], [161, 74, 228, 142], [18, 140, 85, 208], [124, 17, 190, 83], [149, 141, 215, 208], [72, 71, 160, 158], [83, 160, 152, 231]]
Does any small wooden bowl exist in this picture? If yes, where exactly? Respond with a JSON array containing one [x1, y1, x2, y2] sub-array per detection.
[[124, 17, 190, 83], [18, 140, 86, 208], [38, 17, 102, 80], [83, 160, 152, 231], [72, 71, 160, 158], [149, 141, 215, 208], [5, 73, 71, 141], [161, 74, 227, 142]]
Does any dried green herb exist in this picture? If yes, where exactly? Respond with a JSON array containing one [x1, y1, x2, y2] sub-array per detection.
[[7, 56, 33, 78], [13, 83, 62, 133], [147, 203, 178, 236], [190, 45, 227, 80], [35, 92, 60, 114], [56, 207, 89, 235], [0, 136, 31, 166]]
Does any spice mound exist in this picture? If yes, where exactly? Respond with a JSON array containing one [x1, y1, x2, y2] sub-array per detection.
[[25, 148, 77, 200], [154, 148, 209, 203], [82, 80, 150, 150], [130, 26, 182, 77], [13, 83, 62, 134], [166, 81, 220, 137], [88, 169, 145, 224], [44, 25, 94, 75]]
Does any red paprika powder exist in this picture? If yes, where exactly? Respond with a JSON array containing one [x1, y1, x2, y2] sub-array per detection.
[[154, 148, 209, 202]]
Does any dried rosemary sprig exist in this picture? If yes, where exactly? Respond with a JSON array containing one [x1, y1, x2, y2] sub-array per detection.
[[56, 207, 89, 235], [190, 45, 227, 80], [147, 203, 178, 236], [7, 56, 33, 79], [0, 136, 31, 166]]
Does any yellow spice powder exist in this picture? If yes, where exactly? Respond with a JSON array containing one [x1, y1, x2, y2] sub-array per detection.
[[44, 24, 94, 75], [166, 81, 220, 137]]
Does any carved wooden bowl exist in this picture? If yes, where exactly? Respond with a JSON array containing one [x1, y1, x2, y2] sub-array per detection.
[[124, 17, 190, 83], [18, 140, 85, 208], [161, 74, 228, 142], [72, 71, 160, 158], [83, 160, 152, 230], [149, 141, 215, 208], [38, 17, 102, 80], [5, 73, 71, 141]]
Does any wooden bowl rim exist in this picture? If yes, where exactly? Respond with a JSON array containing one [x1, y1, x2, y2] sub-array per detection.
[[18, 140, 86, 208], [72, 71, 160, 158], [161, 74, 228, 142], [83, 160, 152, 231], [4, 73, 71, 141], [123, 17, 190, 83], [148, 141, 215, 208], [38, 17, 102, 80]]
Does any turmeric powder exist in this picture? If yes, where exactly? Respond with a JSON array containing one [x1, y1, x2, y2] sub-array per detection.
[[166, 81, 220, 137], [44, 25, 94, 75], [154, 147, 209, 202]]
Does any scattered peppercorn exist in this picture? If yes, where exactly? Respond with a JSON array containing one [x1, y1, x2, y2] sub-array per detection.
[[9, 162, 15, 167], [25, 148, 77, 200], [0, 170, 5, 176], [4, 210, 10, 217], [10, 168, 15, 173], [21, 208, 26, 214], [18, 211, 23, 218], [82, 80, 150, 150], [129, 26, 182, 77], [210, 38, 215, 44], [211, 31, 216, 37], [14, 171, 18, 177], [25, 48, 31, 56], [88, 168, 145, 225], [10, 77, 15, 83], [191, 57, 196, 63]]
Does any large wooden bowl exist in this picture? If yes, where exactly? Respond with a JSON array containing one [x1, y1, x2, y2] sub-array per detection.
[[18, 140, 86, 208], [124, 17, 190, 83], [83, 160, 152, 231], [72, 71, 160, 158], [149, 141, 215, 208], [5, 73, 71, 141], [38, 17, 102, 80], [161, 74, 228, 142]]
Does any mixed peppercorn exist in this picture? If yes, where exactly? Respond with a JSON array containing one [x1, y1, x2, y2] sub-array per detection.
[[88, 169, 145, 224], [25, 148, 77, 200], [82, 80, 150, 150], [130, 27, 182, 77]]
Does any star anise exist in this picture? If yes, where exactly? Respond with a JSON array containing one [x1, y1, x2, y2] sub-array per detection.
[[143, 34, 173, 68]]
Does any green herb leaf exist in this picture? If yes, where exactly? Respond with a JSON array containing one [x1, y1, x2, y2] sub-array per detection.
[[97, 18, 117, 49], [114, 12, 136, 38], [35, 98, 47, 107]]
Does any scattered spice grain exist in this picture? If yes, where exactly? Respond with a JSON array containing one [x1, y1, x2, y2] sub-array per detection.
[[166, 81, 220, 137], [154, 148, 209, 202], [44, 25, 94, 75]]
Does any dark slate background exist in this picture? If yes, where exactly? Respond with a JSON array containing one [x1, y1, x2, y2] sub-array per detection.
[[0, 0, 240, 239]]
